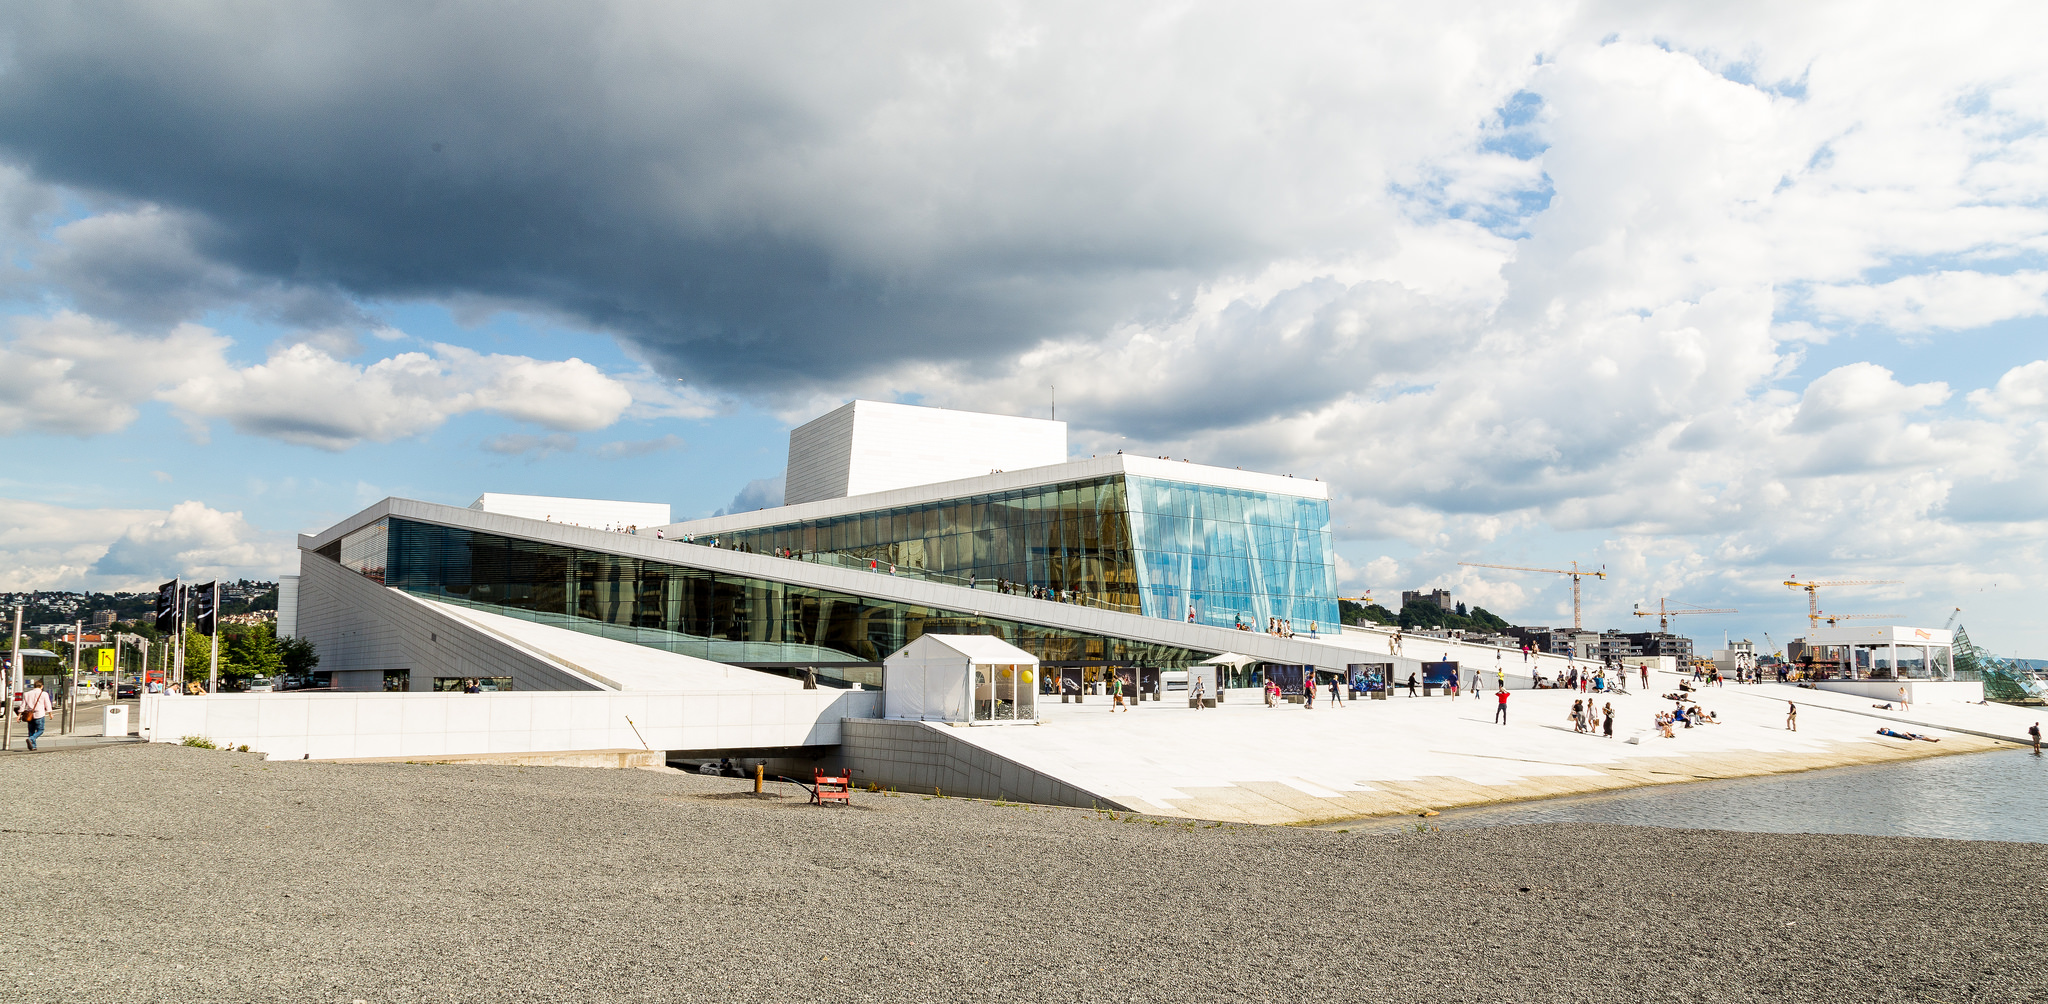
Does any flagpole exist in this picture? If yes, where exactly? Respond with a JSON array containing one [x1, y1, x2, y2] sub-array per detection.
[[175, 584, 185, 694]]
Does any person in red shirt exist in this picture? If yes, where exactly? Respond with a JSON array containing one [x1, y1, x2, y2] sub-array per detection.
[[1494, 686, 1509, 725]]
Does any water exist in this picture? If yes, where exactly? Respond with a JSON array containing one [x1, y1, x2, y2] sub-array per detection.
[[1324, 748, 2048, 843]]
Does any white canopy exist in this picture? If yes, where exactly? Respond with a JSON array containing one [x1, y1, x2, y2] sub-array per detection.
[[884, 634, 1040, 723], [1197, 651, 1258, 667]]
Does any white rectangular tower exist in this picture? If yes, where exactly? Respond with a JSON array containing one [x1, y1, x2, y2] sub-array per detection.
[[784, 400, 1067, 505]]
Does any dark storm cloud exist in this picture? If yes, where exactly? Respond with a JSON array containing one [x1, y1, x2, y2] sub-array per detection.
[[0, 3, 1390, 390]]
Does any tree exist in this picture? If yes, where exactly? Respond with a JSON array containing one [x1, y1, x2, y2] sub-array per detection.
[[223, 623, 283, 681], [281, 633, 319, 678], [1340, 600, 1397, 627]]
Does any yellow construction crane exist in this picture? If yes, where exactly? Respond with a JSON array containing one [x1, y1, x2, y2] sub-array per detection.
[[1459, 560, 1605, 630], [1783, 577, 1903, 630], [1631, 597, 1738, 633]]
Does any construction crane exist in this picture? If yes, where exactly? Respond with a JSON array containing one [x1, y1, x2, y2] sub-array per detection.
[[1942, 607, 1962, 630], [1820, 613, 1901, 627], [1460, 560, 1605, 630], [1631, 597, 1738, 633], [1783, 577, 1903, 631]]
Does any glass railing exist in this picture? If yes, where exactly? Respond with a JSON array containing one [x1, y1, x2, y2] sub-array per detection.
[[657, 535, 1145, 614]]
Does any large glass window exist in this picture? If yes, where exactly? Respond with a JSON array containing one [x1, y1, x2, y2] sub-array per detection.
[[369, 517, 1213, 686], [339, 519, 389, 584], [1124, 476, 1338, 632], [712, 473, 1339, 632], [719, 476, 1144, 614]]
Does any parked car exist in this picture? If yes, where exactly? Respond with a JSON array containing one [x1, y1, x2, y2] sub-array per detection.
[[245, 677, 276, 693], [116, 684, 140, 699]]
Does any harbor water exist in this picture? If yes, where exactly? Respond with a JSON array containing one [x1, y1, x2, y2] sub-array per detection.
[[1327, 747, 2048, 843]]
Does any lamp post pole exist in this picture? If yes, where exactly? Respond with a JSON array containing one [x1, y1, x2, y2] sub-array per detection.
[[207, 581, 220, 693], [4, 604, 18, 751], [66, 619, 81, 734]]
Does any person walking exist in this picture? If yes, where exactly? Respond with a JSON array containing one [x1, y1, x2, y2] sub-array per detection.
[[2029, 722, 2040, 753], [18, 679, 53, 751], [1494, 686, 1509, 725], [1570, 699, 1584, 733], [1641, 663, 1649, 691], [1303, 676, 1315, 709], [1602, 702, 1615, 738], [1330, 676, 1343, 708], [1406, 673, 1419, 699], [1786, 701, 1798, 732], [1111, 674, 1127, 713]]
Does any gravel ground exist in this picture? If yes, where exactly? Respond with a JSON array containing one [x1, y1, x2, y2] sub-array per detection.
[[3, 743, 2045, 1004]]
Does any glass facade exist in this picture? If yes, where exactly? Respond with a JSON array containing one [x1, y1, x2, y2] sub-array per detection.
[[328, 517, 1215, 687], [1125, 476, 1338, 631], [720, 476, 1142, 613], [716, 474, 1338, 631]]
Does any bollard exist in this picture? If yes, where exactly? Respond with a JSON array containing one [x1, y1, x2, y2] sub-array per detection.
[[754, 763, 764, 794]]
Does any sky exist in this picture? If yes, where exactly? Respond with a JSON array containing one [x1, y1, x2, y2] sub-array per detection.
[[0, 2, 2044, 655]]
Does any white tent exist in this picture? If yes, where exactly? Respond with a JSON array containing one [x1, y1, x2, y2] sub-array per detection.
[[1192, 651, 1256, 705], [884, 634, 1040, 723]]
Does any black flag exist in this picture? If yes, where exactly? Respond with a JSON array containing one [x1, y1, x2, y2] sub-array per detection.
[[156, 579, 180, 634], [195, 581, 219, 637]]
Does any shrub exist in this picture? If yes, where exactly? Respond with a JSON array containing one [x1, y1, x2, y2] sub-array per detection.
[[179, 736, 217, 749]]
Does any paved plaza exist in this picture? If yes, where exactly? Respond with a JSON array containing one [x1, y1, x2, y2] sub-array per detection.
[[963, 672, 2024, 823]]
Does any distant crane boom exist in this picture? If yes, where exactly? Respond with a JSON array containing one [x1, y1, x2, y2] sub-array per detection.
[[1820, 613, 1902, 626], [1630, 597, 1739, 633], [1783, 577, 1903, 631], [1460, 560, 1606, 630]]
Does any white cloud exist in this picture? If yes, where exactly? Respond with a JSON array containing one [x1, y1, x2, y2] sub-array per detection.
[[0, 498, 291, 591], [1809, 271, 2048, 333], [1789, 363, 1949, 433], [0, 312, 638, 450], [160, 341, 633, 450], [1967, 360, 2048, 418], [0, 312, 224, 435]]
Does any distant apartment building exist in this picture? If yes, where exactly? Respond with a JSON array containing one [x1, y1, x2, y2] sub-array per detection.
[[1505, 626, 1691, 662]]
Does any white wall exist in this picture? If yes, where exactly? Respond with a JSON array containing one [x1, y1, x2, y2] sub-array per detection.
[[276, 574, 300, 639], [786, 400, 1066, 505], [141, 688, 882, 761], [470, 493, 670, 529]]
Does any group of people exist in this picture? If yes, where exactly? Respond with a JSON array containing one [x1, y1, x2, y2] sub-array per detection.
[[1532, 666, 1620, 693], [1261, 675, 1350, 708], [1569, 698, 1616, 737]]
